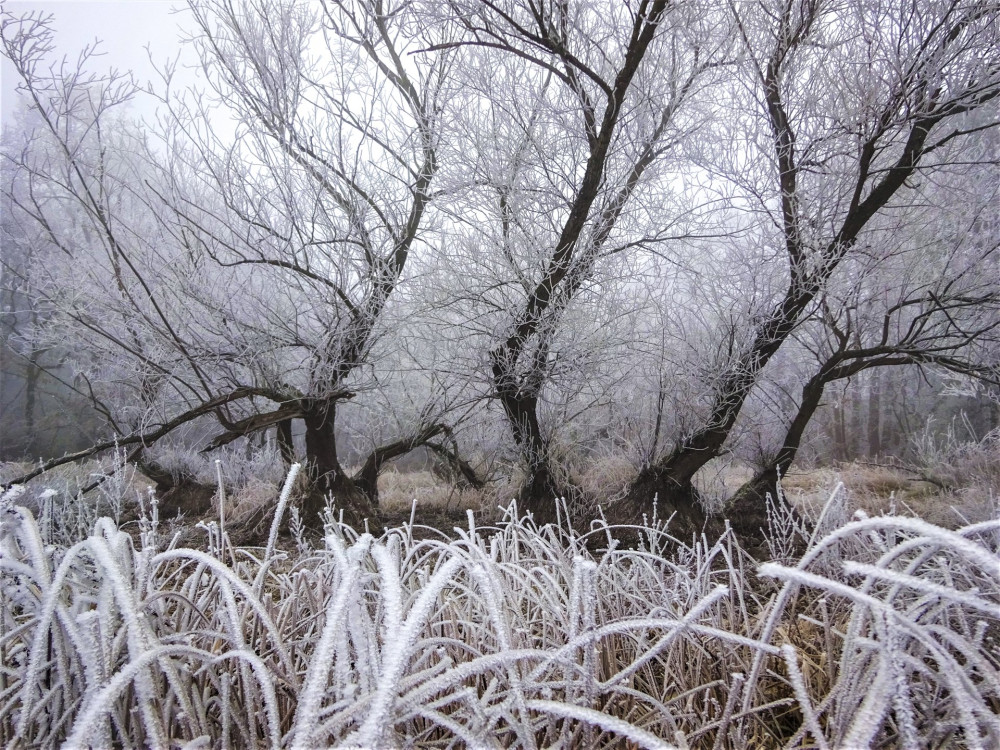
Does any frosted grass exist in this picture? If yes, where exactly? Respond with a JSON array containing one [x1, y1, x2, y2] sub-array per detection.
[[1, 476, 997, 748]]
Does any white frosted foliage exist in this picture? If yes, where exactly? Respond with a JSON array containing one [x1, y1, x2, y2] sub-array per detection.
[[0, 491, 996, 748]]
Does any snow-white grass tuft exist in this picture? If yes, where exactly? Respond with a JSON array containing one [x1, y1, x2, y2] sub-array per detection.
[[0, 473, 997, 748]]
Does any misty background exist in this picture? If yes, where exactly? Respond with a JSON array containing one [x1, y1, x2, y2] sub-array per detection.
[[1, 1, 183, 458]]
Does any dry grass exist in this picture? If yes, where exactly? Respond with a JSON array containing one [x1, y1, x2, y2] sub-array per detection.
[[2, 469, 997, 749], [0, 457, 154, 502], [377, 469, 485, 514], [783, 458, 999, 530], [228, 476, 283, 521], [571, 453, 637, 505]]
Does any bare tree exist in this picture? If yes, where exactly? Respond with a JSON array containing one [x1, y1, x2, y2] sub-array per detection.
[[1, 1, 455, 528], [4, 0, 999, 540], [721, 146, 1000, 530], [430, 0, 724, 522], [619, 0, 1000, 530]]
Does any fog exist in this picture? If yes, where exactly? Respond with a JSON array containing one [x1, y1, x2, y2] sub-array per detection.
[[2, 1, 184, 127]]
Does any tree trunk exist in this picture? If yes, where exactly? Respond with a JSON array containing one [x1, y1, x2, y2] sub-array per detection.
[[497, 389, 570, 525], [867, 370, 882, 457], [609, 465, 710, 542], [620, 5, 953, 527], [848, 386, 863, 460], [519, 460, 567, 526], [352, 458, 380, 509], [301, 401, 380, 531], [351, 422, 451, 509], [276, 418, 295, 467], [726, 374, 826, 549], [768, 374, 826, 484], [630, 283, 827, 524]]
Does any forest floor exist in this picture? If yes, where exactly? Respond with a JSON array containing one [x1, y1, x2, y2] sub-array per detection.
[[3, 454, 996, 545]]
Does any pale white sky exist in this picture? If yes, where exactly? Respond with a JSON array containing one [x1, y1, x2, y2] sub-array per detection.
[[1, 1, 187, 127]]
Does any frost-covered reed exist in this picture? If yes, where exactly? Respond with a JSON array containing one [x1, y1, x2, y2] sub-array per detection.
[[0, 477, 997, 748]]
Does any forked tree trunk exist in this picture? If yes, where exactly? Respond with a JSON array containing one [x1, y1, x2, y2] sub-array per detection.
[[617, 3, 958, 532], [619, 293, 818, 533], [482, 0, 673, 528], [351, 422, 450, 508]]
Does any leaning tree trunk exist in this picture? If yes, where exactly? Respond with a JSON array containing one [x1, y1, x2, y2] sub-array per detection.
[[426, 441, 485, 490], [616, 0, 957, 535], [617, 290, 819, 537]]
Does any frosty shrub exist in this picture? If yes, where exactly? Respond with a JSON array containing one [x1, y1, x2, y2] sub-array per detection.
[[0, 448, 145, 549], [0, 471, 997, 748]]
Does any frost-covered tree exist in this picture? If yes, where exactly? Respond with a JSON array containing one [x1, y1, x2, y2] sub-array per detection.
[[1, 1, 455, 527], [3, 0, 999, 536], [616, 0, 1000, 532], [728, 151, 1000, 534], [426, 0, 728, 522]]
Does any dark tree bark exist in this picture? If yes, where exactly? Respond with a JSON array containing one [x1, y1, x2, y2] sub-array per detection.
[[727, 334, 1000, 549], [300, 400, 379, 530], [351, 423, 449, 508], [725, 373, 827, 547], [276, 418, 295, 467], [492, 386, 569, 524], [605, 465, 710, 542], [0, 5, 445, 536], [834, 394, 850, 462], [479, 0, 692, 521]]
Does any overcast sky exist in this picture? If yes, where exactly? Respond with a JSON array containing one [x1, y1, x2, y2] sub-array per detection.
[[1, 1, 187, 127]]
